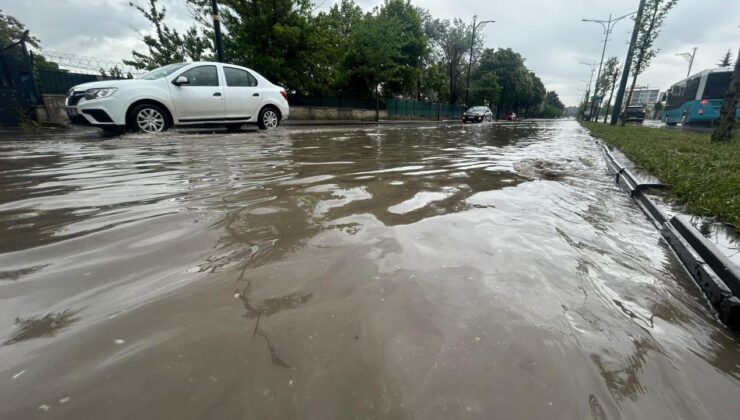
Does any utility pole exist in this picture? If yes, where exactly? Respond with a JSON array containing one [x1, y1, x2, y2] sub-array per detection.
[[611, 0, 646, 126], [465, 15, 495, 107], [579, 62, 598, 120], [211, 0, 224, 62], [582, 11, 635, 121], [676, 47, 697, 77]]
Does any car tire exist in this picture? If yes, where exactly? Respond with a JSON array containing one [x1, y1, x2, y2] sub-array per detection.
[[130, 103, 170, 133], [258, 106, 280, 130], [680, 114, 688, 126]]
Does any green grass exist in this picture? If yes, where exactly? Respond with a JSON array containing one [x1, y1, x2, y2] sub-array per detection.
[[581, 122, 740, 230]]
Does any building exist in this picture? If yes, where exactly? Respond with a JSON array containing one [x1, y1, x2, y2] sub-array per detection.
[[629, 89, 660, 107]]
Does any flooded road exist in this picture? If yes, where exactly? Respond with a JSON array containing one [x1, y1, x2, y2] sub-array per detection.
[[1, 120, 739, 419]]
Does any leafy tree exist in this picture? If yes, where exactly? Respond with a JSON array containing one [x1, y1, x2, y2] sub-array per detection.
[[718, 49, 733, 68], [711, 48, 739, 143], [125, 0, 211, 71], [622, 0, 677, 126], [426, 18, 480, 104], [478, 48, 529, 116], [343, 10, 405, 117], [0, 10, 60, 71], [469, 71, 501, 108], [100, 66, 125, 78], [377, 0, 428, 96], [541, 91, 565, 118], [0, 10, 40, 48], [597, 57, 621, 123], [312, 0, 365, 95], [418, 60, 449, 101]]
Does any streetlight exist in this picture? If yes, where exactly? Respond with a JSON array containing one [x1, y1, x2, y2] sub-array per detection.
[[465, 15, 495, 107], [581, 11, 635, 121], [676, 47, 697, 77], [579, 61, 598, 120]]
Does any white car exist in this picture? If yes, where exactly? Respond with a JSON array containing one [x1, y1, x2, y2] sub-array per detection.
[[65, 62, 289, 133]]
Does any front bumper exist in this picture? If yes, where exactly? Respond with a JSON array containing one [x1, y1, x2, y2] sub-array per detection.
[[65, 95, 127, 126], [462, 115, 485, 122]]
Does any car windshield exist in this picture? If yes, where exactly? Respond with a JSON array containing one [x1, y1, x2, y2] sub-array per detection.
[[467, 107, 487, 112], [139, 63, 189, 80]]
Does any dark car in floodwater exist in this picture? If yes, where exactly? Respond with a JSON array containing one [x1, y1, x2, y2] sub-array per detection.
[[624, 106, 646, 123], [462, 106, 493, 123]]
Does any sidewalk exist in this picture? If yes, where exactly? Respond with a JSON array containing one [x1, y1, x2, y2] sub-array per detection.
[[283, 119, 461, 126]]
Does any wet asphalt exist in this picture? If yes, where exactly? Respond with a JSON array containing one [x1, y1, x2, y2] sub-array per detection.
[[0, 120, 739, 419]]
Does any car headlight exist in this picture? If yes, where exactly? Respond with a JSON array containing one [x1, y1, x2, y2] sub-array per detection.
[[84, 88, 117, 100]]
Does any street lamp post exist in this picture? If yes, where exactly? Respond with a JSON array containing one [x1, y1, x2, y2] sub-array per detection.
[[676, 47, 698, 77], [211, 0, 224, 62], [465, 15, 495, 107], [581, 11, 635, 121], [579, 61, 598, 120]]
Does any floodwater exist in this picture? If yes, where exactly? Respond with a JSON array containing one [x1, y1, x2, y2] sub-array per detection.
[[1, 121, 739, 419]]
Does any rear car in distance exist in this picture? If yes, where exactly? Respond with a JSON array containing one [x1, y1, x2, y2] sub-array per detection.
[[503, 112, 517, 121], [624, 106, 646, 124], [65, 62, 289, 133], [462, 106, 493, 123]]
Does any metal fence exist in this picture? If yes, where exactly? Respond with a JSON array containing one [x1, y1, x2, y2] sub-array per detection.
[[0, 42, 40, 126], [386, 98, 465, 118], [289, 95, 383, 110], [36, 70, 121, 95]]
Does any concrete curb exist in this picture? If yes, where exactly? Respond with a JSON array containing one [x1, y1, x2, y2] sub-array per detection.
[[596, 141, 740, 329]]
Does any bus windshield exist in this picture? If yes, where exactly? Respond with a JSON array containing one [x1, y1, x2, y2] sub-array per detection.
[[702, 72, 731, 99]]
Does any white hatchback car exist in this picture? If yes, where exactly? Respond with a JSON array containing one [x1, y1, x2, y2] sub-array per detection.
[[65, 62, 289, 133]]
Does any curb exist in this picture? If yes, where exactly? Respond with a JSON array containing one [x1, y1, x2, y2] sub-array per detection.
[[597, 141, 740, 329]]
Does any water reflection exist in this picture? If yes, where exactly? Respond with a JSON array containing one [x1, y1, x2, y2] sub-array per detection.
[[3, 309, 80, 345]]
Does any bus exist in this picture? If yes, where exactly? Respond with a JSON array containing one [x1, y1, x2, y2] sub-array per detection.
[[663, 68, 739, 126]]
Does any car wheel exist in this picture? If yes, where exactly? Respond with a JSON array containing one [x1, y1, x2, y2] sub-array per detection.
[[258, 106, 280, 130], [131, 103, 169, 133], [680, 114, 687, 126]]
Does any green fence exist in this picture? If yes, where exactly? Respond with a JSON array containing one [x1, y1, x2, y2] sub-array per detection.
[[387, 98, 465, 119], [36, 70, 121, 95]]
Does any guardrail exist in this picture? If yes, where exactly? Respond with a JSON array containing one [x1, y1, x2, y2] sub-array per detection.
[[597, 141, 740, 329]]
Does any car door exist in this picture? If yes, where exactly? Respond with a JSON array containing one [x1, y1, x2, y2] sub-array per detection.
[[222, 66, 263, 120], [168, 64, 225, 122]]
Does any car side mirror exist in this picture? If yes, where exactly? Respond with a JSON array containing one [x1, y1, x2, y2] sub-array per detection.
[[173, 76, 189, 86]]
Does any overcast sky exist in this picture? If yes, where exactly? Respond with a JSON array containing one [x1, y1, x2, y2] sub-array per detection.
[[2, 0, 739, 105]]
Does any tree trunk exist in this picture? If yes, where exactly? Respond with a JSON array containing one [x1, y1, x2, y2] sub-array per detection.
[[711, 48, 740, 142], [604, 74, 619, 123]]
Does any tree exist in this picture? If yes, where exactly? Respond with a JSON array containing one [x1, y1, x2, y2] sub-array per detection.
[[0, 10, 40, 48], [718, 49, 733, 68], [125, 0, 211, 71], [598, 57, 621, 123], [470, 71, 501, 108], [541, 91, 565, 118], [100, 66, 125, 78], [377, 0, 428, 97], [426, 18, 480, 104], [312, 0, 365, 95], [711, 48, 739, 143], [343, 9, 404, 115], [621, 0, 677, 126]]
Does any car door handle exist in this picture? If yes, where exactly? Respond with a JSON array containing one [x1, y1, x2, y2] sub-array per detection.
[[252, 93, 260, 97], [213, 92, 222, 97]]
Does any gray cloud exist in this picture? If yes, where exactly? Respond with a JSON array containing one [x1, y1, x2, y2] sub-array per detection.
[[2, 0, 738, 105]]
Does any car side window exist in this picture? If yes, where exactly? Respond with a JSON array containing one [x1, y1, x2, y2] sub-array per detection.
[[179, 65, 219, 87], [224, 67, 258, 87]]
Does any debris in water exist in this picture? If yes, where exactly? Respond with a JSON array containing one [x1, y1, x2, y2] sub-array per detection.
[[59, 397, 70, 404], [38, 404, 50, 412], [114, 339, 125, 345], [12, 370, 25, 379]]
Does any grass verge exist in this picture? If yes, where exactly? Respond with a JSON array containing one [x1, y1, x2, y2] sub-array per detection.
[[581, 122, 739, 230]]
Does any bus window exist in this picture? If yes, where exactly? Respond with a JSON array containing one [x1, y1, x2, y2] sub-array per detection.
[[685, 76, 700, 101], [702, 72, 731, 99]]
